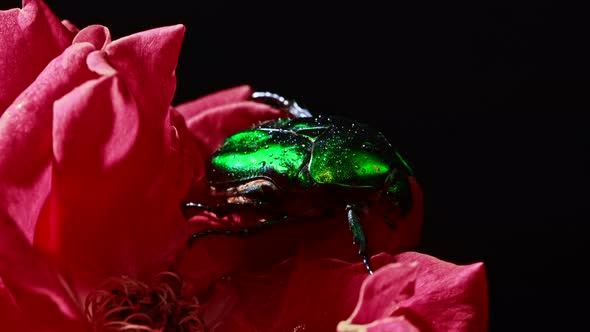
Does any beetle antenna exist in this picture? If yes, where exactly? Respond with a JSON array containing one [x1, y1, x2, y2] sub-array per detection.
[[251, 91, 312, 118]]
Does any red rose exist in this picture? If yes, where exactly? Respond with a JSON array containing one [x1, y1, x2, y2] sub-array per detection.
[[1, 1, 193, 330], [0, 1, 488, 331]]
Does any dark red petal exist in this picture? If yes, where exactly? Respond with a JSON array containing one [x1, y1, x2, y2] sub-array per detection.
[[0, 0, 74, 112], [0, 43, 96, 242], [0, 210, 89, 332], [34, 26, 191, 290], [197, 254, 397, 332], [0, 280, 30, 332]]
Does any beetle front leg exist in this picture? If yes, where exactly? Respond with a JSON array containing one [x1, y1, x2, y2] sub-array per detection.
[[345, 205, 374, 275], [186, 216, 288, 247], [250, 91, 312, 118]]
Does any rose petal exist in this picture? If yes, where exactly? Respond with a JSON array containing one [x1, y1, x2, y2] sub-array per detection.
[[106, 24, 185, 123], [0, 280, 30, 332], [60, 19, 78, 34], [176, 85, 284, 175], [175, 85, 255, 119], [0, 210, 89, 332], [198, 252, 487, 332], [0, 0, 74, 112], [341, 252, 488, 332], [72, 25, 111, 50], [393, 252, 489, 331], [0, 42, 97, 242], [34, 25, 191, 289], [196, 253, 399, 332], [344, 262, 419, 325]]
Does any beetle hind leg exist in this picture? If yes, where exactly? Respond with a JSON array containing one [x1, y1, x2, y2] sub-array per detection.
[[345, 205, 374, 275]]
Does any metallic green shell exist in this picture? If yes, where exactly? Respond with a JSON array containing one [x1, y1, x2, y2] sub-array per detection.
[[208, 115, 407, 188], [208, 124, 312, 186]]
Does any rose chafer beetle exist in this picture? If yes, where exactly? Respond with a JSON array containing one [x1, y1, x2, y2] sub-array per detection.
[[183, 92, 414, 274]]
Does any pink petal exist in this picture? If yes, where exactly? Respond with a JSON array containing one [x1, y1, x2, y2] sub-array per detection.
[[72, 24, 111, 50], [394, 252, 489, 332], [0, 210, 89, 332], [34, 25, 192, 289], [0, 0, 74, 112], [177, 85, 284, 160], [344, 262, 419, 325], [0, 42, 97, 242], [175, 85, 254, 119], [60, 19, 79, 34], [341, 252, 489, 332], [105, 25, 185, 124]]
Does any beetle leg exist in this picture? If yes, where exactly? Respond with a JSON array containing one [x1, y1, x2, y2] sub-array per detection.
[[182, 202, 214, 218], [345, 205, 374, 275], [182, 199, 262, 219], [187, 216, 288, 247], [250, 91, 312, 118], [181, 202, 238, 219]]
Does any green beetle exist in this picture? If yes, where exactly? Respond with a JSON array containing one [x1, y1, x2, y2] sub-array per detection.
[[183, 92, 414, 274]]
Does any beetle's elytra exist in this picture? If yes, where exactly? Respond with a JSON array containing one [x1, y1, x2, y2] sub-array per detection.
[[183, 92, 414, 274]]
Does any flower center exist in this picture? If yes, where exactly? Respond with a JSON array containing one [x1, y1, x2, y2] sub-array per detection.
[[85, 272, 204, 331]]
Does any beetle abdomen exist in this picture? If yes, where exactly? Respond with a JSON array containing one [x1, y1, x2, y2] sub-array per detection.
[[307, 117, 398, 188]]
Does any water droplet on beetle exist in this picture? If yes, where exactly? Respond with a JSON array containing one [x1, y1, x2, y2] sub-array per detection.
[[264, 145, 269, 149]]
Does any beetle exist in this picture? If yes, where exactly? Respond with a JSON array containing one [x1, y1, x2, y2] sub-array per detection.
[[182, 92, 414, 274]]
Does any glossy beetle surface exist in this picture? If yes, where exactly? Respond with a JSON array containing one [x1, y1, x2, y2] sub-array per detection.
[[184, 95, 414, 274]]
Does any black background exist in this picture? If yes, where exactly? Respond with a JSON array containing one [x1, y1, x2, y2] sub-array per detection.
[[6, 0, 590, 330]]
